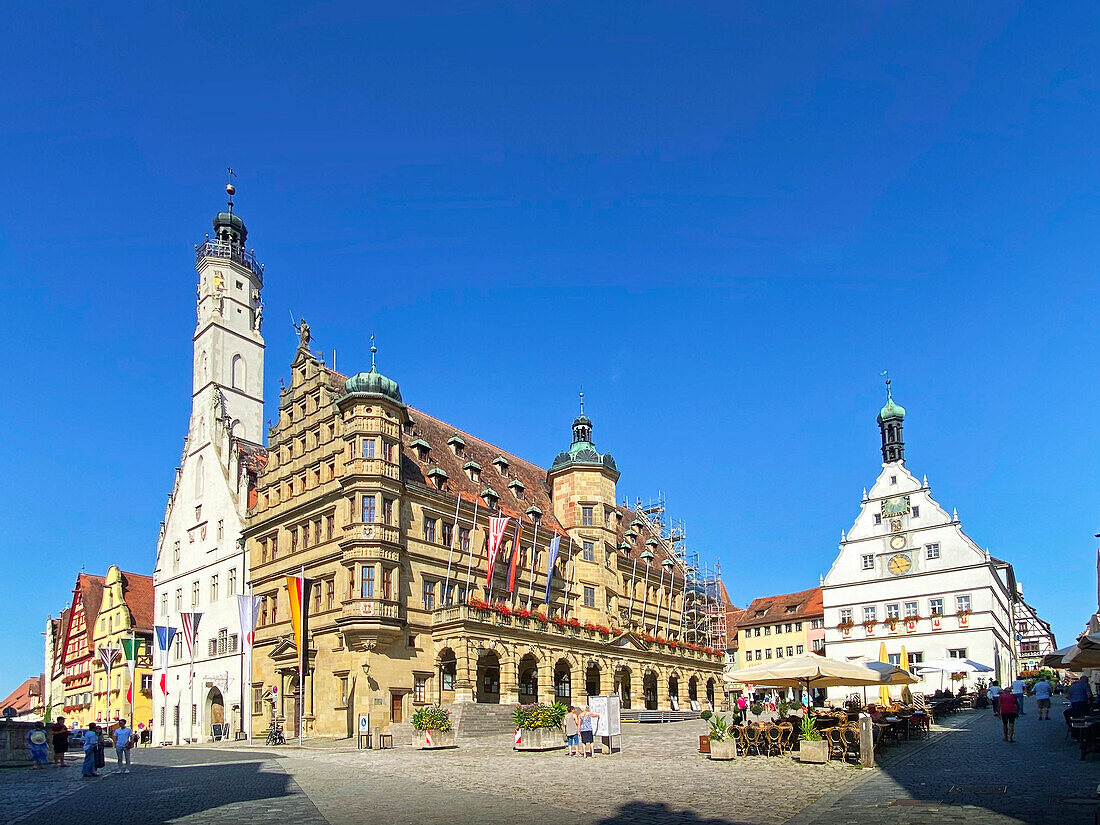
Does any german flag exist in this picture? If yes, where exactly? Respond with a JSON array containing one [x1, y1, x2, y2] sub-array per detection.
[[285, 575, 314, 678]]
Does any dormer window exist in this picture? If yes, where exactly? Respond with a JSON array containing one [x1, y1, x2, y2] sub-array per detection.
[[427, 467, 448, 490], [463, 461, 482, 483], [755, 609, 766, 617], [525, 505, 542, 522], [410, 438, 430, 462], [507, 478, 525, 500], [492, 455, 509, 474], [447, 434, 466, 457], [624, 529, 638, 540], [480, 487, 499, 509], [784, 605, 797, 614]]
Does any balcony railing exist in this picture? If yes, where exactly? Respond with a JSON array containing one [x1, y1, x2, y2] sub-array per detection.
[[432, 604, 722, 661], [195, 239, 264, 283], [340, 598, 403, 621], [342, 457, 401, 481]]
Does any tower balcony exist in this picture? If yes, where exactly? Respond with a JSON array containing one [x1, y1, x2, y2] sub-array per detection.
[[196, 239, 264, 284], [338, 522, 403, 564], [341, 457, 401, 482]]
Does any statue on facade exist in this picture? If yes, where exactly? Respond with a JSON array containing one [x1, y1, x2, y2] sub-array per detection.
[[293, 316, 311, 349]]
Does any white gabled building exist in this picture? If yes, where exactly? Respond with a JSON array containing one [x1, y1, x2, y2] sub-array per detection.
[[822, 382, 1030, 700], [152, 185, 266, 743]]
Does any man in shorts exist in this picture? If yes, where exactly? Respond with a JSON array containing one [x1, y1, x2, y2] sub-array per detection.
[[1032, 677, 1052, 720], [998, 690, 1019, 743]]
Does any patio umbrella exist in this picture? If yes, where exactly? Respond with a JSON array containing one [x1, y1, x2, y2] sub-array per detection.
[[1063, 639, 1100, 669], [915, 658, 993, 691], [723, 653, 892, 708], [1043, 645, 1081, 670], [900, 645, 912, 704], [878, 642, 891, 707]]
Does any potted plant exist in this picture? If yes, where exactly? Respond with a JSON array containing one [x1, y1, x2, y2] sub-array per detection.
[[411, 705, 456, 749], [513, 702, 568, 751], [797, 715, 828, 763], [707, 714, 737, 760]]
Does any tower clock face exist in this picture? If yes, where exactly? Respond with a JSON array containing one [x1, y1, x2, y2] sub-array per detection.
[[887, 554, 912, 576], [889, 534, 907, 551]]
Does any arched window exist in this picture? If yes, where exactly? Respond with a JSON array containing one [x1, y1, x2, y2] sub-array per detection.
[[195, 456, 205, 497], [232, 355, 245, 390], [231, 419, 244, 440]]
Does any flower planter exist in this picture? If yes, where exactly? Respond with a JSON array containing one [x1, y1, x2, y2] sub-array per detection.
[[414, 729, 456, 749], [708, 739, 737, 760], [514, 727, 564, 751], [798, 740, 828, 764]]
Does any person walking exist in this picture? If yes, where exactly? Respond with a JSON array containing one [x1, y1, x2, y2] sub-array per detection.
[[736, 694, 748, 722], [579, 705, 599, 758], [50, 717, 69, 767], [998, 689, 1019, 743], [113, 719, 134, 773], [1032, 676, 1052, 720], [1068, 675, 1093, 717], [81, 724, 100, 777], [1009, 674, 1026, 716], [563, 706, 580, 757], [987, 680, 1001, 717], [26, 722, 49, 769]]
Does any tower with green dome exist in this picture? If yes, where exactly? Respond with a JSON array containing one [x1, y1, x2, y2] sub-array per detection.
[[877, 376, 905, 463]]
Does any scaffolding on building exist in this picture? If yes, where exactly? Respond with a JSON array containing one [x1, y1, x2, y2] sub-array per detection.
[[630, 492, 727, 652]]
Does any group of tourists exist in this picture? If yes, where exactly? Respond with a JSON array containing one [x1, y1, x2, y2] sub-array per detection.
[[25, 716, 138, 776], [986, 673, 1065, 743], [562, 705, 600, 757]]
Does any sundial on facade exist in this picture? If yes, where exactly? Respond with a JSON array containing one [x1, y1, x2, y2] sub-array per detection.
[[880, 495, 910, 518]]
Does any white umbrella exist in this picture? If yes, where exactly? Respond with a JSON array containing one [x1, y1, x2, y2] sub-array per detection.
[[1063, 640, 1100, 669], [1043, 645, 1081, 670], [915, 658, 993, 675], [723, 653, 893, 690]]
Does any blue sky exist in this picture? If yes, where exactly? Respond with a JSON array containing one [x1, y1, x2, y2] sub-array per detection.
[[2, 1, 1099, 684]]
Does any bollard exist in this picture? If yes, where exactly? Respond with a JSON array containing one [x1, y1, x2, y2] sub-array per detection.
[[859, 715, 874, 768]]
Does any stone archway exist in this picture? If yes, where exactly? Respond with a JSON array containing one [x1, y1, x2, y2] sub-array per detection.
[[554, 659, 572, 704], [206, 686, 225, 738], [614, 665, 632, 710], [437, 647, 457, 703], [706, 678, 716, 710], [688, 675, 699, 705], [518, 653, 539, 703], [585, 662, 601, 697], [668, 674, 680, 710], [476, 650, 500, 704], [643, 671, 658, 710]]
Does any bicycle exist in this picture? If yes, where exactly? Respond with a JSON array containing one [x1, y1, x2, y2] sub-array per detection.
[[265, 725, 286, 746]]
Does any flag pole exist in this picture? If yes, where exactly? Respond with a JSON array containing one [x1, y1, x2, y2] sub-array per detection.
[[299, 566, 305, 749], [627, 556, 639, 625], [640, 561, 651, 632], [565, 537, 575, 617], [657, 563, 667, 637], [463, 498, 480, 601], [443, 493, 463, 602], [526, 520, 539, 611]]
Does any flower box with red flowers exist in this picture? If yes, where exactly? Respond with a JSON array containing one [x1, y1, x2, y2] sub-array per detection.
[[583, 622, 598, 632], [514, 608, 532, 620], [467, 597, 490, 611], [595, 625, 611, 636], [551, 616, 568, 627], [567, 618, 582, 629], [493, 603, 513, 618]]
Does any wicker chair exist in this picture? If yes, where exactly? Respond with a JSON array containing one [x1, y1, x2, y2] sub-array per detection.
[[766, 725, 784, 757], [777, 722, 796, 754], [826, 726, 846, 760], [733, 726, 751, 756], [749, 725, 768, 756]]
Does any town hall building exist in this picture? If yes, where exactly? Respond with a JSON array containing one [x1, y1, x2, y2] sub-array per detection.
[[821, 382, 1054, 698]]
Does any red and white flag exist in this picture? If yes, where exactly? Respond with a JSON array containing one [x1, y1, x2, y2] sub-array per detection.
[[486, 516, 510, 583], [236, 595, 262, 650], [180, 612, 202, 687], [506, 519, 522, 593]]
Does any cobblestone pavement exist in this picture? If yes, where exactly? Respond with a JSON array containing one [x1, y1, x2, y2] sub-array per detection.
[[279, 720, 859, 825], [791, 703, 1100, 825], [3, 710, 1094, 824], [0, 748, 324, 825]]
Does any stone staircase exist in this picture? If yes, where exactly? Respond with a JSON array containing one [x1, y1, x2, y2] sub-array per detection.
[[449, 703, 517, 740]]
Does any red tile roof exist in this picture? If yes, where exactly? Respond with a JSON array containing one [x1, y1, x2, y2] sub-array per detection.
[[725, 607, 747, 649], [120, 570, 154, 633], [0, 676, 43, 715], [737, 586, 823, 628], [236, 439, 269, 474]]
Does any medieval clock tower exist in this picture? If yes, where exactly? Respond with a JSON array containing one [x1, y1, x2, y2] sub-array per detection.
[[153, 182, 267, 745]]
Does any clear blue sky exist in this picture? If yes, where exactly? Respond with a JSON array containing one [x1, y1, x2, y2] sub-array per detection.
[[2, 1, 1098, 685]]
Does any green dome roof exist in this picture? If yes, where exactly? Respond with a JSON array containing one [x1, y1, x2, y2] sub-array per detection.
[[342, 365, 403, 405], [877, 390, 905, 422]]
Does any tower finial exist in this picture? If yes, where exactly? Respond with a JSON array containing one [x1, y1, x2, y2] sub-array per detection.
[[882, 369, 892, 399], [226, 167, 237, 215], [579, 387, 584, 415], [370, 334, 377, 369]]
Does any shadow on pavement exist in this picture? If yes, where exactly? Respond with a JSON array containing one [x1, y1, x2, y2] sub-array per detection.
[[22, 758, 324, 825], [598, 801, 750, 825]]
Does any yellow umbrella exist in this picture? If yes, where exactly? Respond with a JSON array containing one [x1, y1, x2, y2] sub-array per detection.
[[878, 642, 891, 707], [900, 645, 912, 704]]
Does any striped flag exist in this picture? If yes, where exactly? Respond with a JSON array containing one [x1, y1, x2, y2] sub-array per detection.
[[486, 516, 510, 584], [543, 535, 561, 605], [155, 626, 176, 695], [506, 519, 522, 594], [286, 575, 314, 677], [180, 612, 202, 687], [121, 638, 137, 706], [236, 594, 262, 651], [98, 645, 120, 685]]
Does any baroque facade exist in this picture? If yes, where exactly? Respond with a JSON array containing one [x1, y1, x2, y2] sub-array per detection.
[[821, 383, 1048, 696], [88, 566, 154, 727], [152, 189, 267, 744], [245, 342, 723, 737]]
